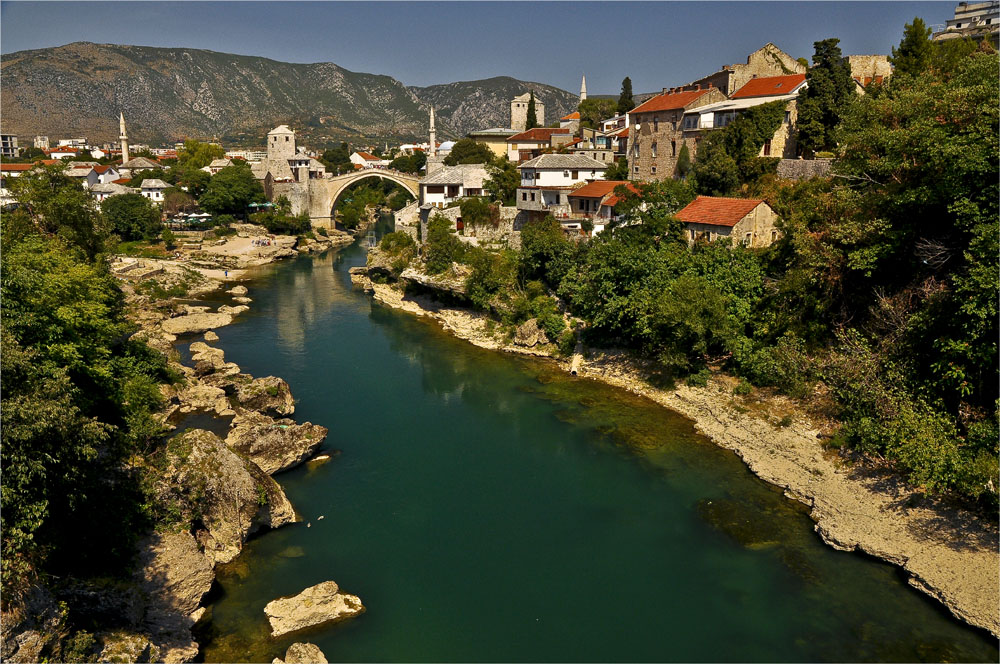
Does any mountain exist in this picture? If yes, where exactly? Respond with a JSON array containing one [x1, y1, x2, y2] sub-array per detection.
[[0, 42, 579, 146], [410, 77, 580, 137]]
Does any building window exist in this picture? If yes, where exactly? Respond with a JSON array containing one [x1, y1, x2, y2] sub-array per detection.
[[762, 139, 772, 156], [784, 111, 791, 124], [285, 136, 289, 142], [671, 140, 676, 157], [634, 166, 639, 172], [771, 230, 778, 242], [653, 117, 659, 131], [651, 166, 656, 174], [572, 170, 579, 179], [743, 233, 752, 246], [633, 141, 639, 157], [683, 115, 698, 130], [651, 142, 657, 158], [690, 229, 696, 240], [531, 192, 536, 201]]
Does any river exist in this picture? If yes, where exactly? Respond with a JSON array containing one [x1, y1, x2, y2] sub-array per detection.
[[195, 221, 997, 662]]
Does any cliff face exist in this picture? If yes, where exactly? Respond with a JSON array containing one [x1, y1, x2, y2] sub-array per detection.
[[0, 42, 578, 144]]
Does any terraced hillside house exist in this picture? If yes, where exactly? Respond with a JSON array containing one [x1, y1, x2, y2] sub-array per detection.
[[506, 127, 571, 162], [627, 86, 726, 181], [681, 73, 807, 159], [675, 195, 780, 248], [139, 178, 170, 204], [0, 163, 33, 206], [420, 164, 487, 209], [565, 180, 638, 235], [516, 153, 608, 221], [350, 151, 388, 169]]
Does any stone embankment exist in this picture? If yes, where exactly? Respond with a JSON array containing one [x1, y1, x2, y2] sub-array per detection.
[[351, 261, 1000, 639], [2, 230, 346, 664]]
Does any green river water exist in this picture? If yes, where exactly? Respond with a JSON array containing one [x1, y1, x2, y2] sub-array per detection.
[[193, 223, 997, 662]]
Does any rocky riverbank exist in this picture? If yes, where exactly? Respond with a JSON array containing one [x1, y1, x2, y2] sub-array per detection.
[[351, 267, 1000, 639], [1, 226, 348, 664]]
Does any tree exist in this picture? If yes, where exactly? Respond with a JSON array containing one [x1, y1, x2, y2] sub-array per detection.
[[198, 161, 266, 217], [103, 193, 162, 241], [443, 139, 495, 166], [578, 98, 618, 129], [425, 214, 466, 273], [484, 159, 519, 206], [389, 150, 426, 174], [604, 158, 631, 181], [618, 76, 635, 115], [526, 91, 539, 130], [177, 139, 225, 170], [691, 132, 740, 196], [796, 38, 855, 155], [321, 143, 352, 173], [890, 17, 933, 77], [676, 143, 692, 178]]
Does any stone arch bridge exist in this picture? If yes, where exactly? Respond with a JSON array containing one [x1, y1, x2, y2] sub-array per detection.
[[272, 169, 420, 228]]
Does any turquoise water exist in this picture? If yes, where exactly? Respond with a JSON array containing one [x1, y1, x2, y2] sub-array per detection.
[[196, 228, 997, 662]]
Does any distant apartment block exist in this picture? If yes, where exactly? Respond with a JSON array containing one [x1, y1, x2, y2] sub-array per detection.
[[1, 134, 20, 159], [933, 1, 999, 42]]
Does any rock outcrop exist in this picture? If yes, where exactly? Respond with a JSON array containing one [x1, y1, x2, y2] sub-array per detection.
[[225, 411, 328, 475], [264, 581, 364, 638], [161, 312, 233, 336], [235, 376, 295, 417], [0, 587, 64, 663], [160, 429, 296, 565], [227, 285, 249, 296], [272, 642, 329, 664], [514, 318, 548, 347]]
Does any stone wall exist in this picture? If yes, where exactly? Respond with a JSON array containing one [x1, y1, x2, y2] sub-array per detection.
[[418, 203, 523, 249], [776, 158, 833, 180], [689, 43, 806, 95], [394, 200, 420, 242], [846, 55, 892, 83], [628, 88, 726, 181]]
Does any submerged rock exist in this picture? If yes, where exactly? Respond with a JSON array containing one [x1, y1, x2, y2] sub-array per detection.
[[272, 642, 329, 664], [225, 411, 328, 474], [218, 304, 250, 316], [235, 376, 295, 417], [204, 331, 220, 342], [264, 581, 364, 638], [161, 312, 233, 335], [160, 429, 296, 565]]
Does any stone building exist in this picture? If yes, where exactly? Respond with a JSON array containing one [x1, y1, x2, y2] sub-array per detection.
[[511, 93, 545, 132], [0, 134, 19, 159], [686, 43, 805, 96], [675, 195, 780, 248], [419, 164, 488, 208], [845, 55, 893, 88], [516, 153, 608, 222], [627, 86, 726, 181]]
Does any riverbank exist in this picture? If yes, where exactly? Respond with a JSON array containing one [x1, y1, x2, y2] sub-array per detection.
[[355, 275, 1000, 639]]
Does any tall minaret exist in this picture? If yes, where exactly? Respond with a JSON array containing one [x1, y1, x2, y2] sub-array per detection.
[[119, 112, 130, 164], [429, 106, 437, 157], [580, 75, 587, 102]]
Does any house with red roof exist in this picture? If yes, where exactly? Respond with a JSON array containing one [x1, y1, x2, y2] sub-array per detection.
[[349, 150, 388, 169], [559, 111, 581, 132], [565, 180, 638, 235], [627, 85, 726, 181], [506, 127, 571, 162], [675, 195, 780, 248]]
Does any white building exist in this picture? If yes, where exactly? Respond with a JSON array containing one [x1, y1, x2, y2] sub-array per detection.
[[140, 178, 170, 203], [91, 182, 137, 204], [349, 151, 389, 169], [419, 164, 488, 208], [515, 153, 608, 221]]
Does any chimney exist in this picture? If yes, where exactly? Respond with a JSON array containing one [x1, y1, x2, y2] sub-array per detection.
[[708, 82, 713, 88]]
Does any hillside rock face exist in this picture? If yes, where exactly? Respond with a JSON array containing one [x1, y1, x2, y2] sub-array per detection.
[[1, 42, 578, 143]]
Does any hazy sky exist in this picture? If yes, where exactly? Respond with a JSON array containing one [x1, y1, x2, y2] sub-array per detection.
[[1, 1, 955, 92]]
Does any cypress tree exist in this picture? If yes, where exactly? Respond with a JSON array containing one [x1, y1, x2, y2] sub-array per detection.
[[526, 91, 539, 130], [618, 76, 635, 115], [796, 38, 854, 155], [890, 17, 934, 77]]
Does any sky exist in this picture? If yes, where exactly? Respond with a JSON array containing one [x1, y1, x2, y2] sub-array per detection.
[[1, 1, 956, 93]]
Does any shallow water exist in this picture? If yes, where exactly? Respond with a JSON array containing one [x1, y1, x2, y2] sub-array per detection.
[[197, 225, 997, 662]]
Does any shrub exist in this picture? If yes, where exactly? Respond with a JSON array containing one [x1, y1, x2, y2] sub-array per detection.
[[425, 214, 466, 274]]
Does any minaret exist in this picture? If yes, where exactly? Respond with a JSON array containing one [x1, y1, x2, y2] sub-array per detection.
[[580, 75, 587, 102], [429, 106, 437, 157], [119, 112, 130, 164]]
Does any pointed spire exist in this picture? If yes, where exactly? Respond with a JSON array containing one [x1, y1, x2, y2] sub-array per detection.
[[119, 111, 130, 164], [580, 75, 587, 102], [429, 106, 437, 157]]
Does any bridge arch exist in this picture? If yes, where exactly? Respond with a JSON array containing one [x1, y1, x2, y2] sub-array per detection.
[[307, 169, 421, 226]]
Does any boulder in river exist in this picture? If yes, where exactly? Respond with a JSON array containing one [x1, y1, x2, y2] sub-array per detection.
[[218, 304, 250, 316], [228, 285, 249, 296], [225, 411, 328, 475], [161, 312, 233, 335], [272, 642, 329, 664], [204, 331, 220, 342], [264, 581, 364, 638], [236, 376, 295, 417]]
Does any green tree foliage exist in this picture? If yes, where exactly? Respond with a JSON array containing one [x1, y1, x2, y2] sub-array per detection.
[[796, 38, 855, 154], [690, 133, 740, 196], [618, 76, 635, 115], [526, 91, 539, 130], [198, 161, 266, 217], [321, 143, 353, 174], [128, 168, 167, 187], [692, 100, 785, 194], [9, 165, 110, 259], [578, 98, 618, 129], [389, 150, 427, 174], [163, 187, 197, 216], [177, 139, 225, 170], [890, 17, 934, 77], [519, 216, 575, 285], [250, 210, 311, 235], [443, 139, 495, 166], [103, 193, 163, 242], [604, 157, 631, 181], [458, 196, 497, 230], [484, 158, 519, 206], [424, 214, 466, 273]]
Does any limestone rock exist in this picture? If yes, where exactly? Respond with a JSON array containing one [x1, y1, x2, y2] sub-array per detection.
[[218, 304, 250, 316], [228, 285, 249, 296], [133, 531, 213, 663], [264, 581, 364, 638], [204, 331, 219, 342], [226, 411, 328, 475], [236, 376, 295, 417], [98, 632, 161, 664], [161, 312, 233, 335], [0, 587, 63, 664], [190, 342, 226, 369], [161, 429, 297, 565], [176, 383, 229, 415], [272, 642, 329, 664], [233, 296, 253, 304], [514, 318, 548, 347], [400, 266, 470, 296]]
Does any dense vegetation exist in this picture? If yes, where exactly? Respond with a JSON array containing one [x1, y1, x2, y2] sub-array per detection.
[[2, 169, 174, 602], [414, 38, 999, 509]]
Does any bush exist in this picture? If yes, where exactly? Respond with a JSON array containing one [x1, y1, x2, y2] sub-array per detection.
[[380, 231, 416, 253], [733, 333, 815, 398], [557, 329, 577, 357], [103, 193, 162, 242], [316, 226, 329, 237], [425, 214, 466, 274]]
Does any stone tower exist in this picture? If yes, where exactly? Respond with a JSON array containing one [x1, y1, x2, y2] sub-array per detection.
[[119, 112, 130, 164], [267, 125, 296, 162], [429, 106, 437, 157], [580, 75, 587, 102], [510, 93, 545, 131]]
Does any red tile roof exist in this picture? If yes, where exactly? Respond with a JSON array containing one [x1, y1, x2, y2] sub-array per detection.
[[630, 88, 712, 115], [112, 177, 131, 185], [507, 127, 570, 143], [561, 111, 581, 120], [93, 164, 116, 174], [613, 127, 630, 138], [675, 196, 765, 227], [38, 159, 61, 166], [731, 74, 807, 99], [568, 180, 635, 199], [356, 151, 380, 161]]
